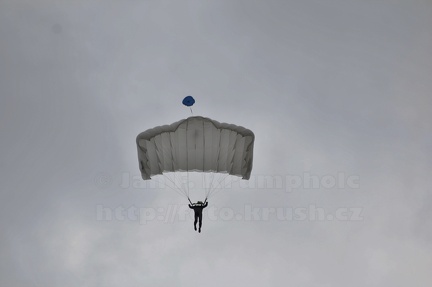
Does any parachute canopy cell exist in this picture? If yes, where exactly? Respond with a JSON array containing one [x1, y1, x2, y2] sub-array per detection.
[[136, 116, 254, 180], [182, 96, 195, 107]]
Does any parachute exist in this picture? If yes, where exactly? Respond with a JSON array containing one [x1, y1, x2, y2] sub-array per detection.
[[136, 116, 254, 200], [182, 96, 195, 107]]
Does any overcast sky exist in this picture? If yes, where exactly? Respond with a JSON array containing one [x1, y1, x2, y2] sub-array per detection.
[[1, 1, 432, 286]]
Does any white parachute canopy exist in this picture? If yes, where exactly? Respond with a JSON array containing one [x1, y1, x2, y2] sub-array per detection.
[[136, 116, 254, 199]]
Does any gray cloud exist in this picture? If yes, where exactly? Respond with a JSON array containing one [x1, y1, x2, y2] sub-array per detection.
[[1, 0, 431, 286]]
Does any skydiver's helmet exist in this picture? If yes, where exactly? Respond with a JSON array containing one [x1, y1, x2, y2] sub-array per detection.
[[197, 201, 203, 205]]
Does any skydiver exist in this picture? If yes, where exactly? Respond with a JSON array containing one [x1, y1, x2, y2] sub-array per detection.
[[188, 200, 208, 233]]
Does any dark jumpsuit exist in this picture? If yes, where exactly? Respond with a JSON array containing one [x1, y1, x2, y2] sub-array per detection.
[[188, 202, 208, 232]]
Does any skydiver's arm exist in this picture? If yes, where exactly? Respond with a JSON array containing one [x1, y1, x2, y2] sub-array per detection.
[[189, 204, 193, 209], [203, 202, 208, 208]]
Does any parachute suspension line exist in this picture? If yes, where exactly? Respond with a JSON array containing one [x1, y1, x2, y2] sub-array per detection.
[[175, 172, 188, 197], [163, 174, 184, 197], [201, 119, 206, 200], [204, 172, 216, 199], [190, 107, 193, 114], [186, 170, 190, 200], [203, 172, 207, 195], [155, 175, 187, 199], [185, 118, 191, 202], [174, 172, 189, 197], [164, 182, 187, 198], [203, 172, 211, 200], [170, 173, 181, 195], [175, 172, 190, 199], [160, 171, 198, 201], [208, 177, 241, 199], [206, 173, 231, 199], [162, 172, 190, 199]]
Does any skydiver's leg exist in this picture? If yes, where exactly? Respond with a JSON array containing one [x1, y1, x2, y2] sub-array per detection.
[[198, 214, 202, 233], [194, 213, 198, 231]]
